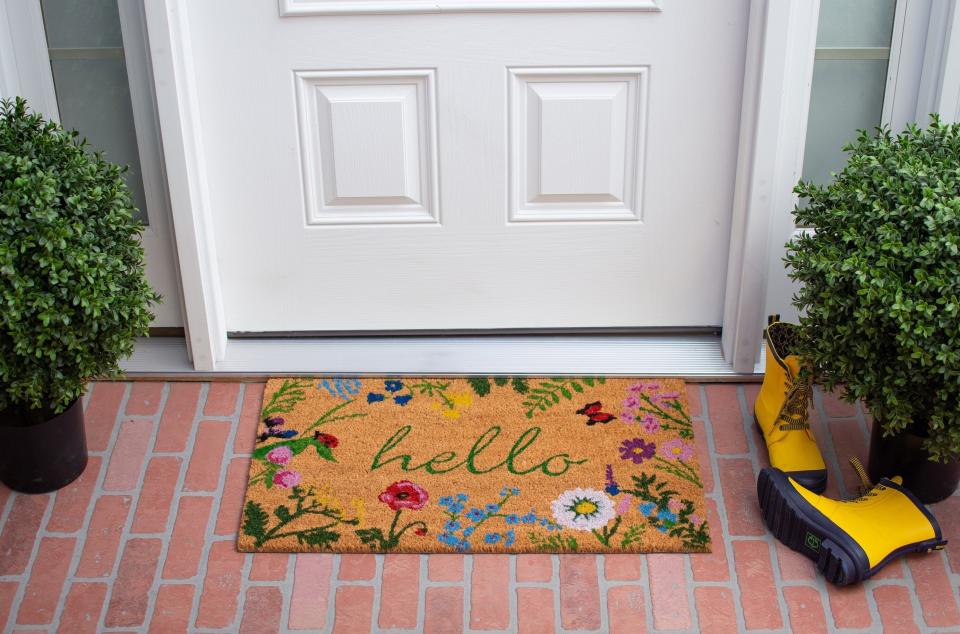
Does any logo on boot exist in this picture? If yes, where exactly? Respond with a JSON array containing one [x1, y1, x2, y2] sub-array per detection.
[[804, 531, 822, 552]]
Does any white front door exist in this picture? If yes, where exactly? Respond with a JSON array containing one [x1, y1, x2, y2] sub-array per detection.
[[185, 0, 749, 333]]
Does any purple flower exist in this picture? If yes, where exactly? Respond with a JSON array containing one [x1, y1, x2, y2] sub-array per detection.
[[264, 416, 284, 428], [619, 438, 656, 464], [690, 514, 704, 527], [652, 390, 681, 404], [273, 470, 301, 488], [659, 439, 694, 462], [619, 410, 635, 423], [622, 395, 641, 409], [640, 413, 660, 433], [266, 445, 293, 465]]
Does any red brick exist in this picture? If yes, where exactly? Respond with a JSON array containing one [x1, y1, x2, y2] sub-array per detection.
[[706, 384, 748, 454], [76, 495, 132, 577], [909, 553, 960, 627], [85, 382, 125, 451], [694, 419, 714, 493], [182, 420, 230, 491], [425, 586, 463, 634], [150, 584, 193, 633], [808, 411, 842, 500], [0, 582, 18, 629], [874, 585, 921, 634], [48, 456, 102, 533], [825, 584, 872, 630], [648, 554, 690, 630], [289, 554, 333, 630], [126, 383, 164, 416], [131, 457, 182, 533], [339, 554, 376, 580], [822, 388, 857, 418], [685, 383, 702, 417], [249, 554, 290, 581], [471, 554, 510, 629], [774, 540, 816, 581], [827, 418, 868, 496], [204, 382, 242, 416], [240, 586, 283, 634], [0, 494, 50, 574], [733, 540, 782, 630], [871, 557, 905, 580], [154, 383, 201, 452], [163, 496, 213, 579], [196, 541, 244, 629], [380, 554, 420, 629], [57, 582, 107, 634], [718, 458, 764, 536], [215, 457, 251, 536], [234, 383, 265, 454], [515, 554, 551, 582], [743, 383, 761, 411], [103, 420, 153, 491], [783, 585, 827, 634], [608, 585, 647, 634], [938, 496, 960, 573], [428, 554, 465, 582], [559, 555, 601, 630], [17, 537, 75, 624], [105, 538, 161, 627], [332, 585, 374, 634], [605, 555, 642, 581], [695, 586, 737, 634], [691, 498, 728, 581], [518, 587, 555, 634]]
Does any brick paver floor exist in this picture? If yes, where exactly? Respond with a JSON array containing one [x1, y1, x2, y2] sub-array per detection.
[[0, 381, 957, 633]]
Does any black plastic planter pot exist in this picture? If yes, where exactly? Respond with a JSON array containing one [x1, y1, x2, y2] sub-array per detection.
[[0, 398, 88, 493], [868, 422, 960, 504]]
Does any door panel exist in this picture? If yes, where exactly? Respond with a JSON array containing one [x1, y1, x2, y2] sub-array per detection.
[[186, 0, 749, 332]]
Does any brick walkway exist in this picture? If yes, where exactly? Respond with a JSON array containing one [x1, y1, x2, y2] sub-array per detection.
[[0, 381, 957, 633]]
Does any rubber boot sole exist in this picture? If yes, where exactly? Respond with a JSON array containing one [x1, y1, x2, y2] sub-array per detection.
[[757, 467, 947, 586], [753, 415, 828, 494]]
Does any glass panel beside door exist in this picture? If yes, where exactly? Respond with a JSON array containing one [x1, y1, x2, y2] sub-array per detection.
[[40, 0, 148, 224]]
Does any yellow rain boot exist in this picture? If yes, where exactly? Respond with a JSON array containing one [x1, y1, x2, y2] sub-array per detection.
[[757, 462, 947, 586], [754, 315, 827, 493]]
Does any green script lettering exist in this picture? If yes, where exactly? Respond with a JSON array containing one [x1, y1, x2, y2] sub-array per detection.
[[369, 424, 587, 477]]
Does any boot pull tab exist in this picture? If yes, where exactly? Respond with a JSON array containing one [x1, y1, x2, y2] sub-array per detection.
[[848, 456, 874, 496]]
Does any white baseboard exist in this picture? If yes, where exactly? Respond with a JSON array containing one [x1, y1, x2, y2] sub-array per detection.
[[120, 335, 764, 379]]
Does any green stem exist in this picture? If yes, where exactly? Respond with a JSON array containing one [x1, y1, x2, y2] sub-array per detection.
[[303, 400, 358, 433]]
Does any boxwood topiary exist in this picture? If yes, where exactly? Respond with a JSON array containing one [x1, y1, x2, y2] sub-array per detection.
[[0, 98, 159, 421], [785, 116, 960, 462]]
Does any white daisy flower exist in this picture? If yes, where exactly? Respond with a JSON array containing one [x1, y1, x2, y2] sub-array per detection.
[[550, 488, 616, 531]]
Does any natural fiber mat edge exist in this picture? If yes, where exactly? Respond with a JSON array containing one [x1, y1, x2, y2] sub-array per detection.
[[238, 376, 711, 554]]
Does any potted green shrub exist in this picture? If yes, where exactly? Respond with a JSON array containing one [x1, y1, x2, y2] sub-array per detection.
[[785, 117, 960, 503], [0, 98, 159, 493]]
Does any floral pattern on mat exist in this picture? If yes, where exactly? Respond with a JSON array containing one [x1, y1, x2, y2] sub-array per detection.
[[238, 377, 710, 554]]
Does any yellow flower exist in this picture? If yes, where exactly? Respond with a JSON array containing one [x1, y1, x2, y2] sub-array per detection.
[[431, 391, 473, 419]]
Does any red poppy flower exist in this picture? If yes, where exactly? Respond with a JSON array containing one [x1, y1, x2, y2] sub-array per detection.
[[378, 480, 429, 511], [415, 527, 428, 536], [314, 432, 339, 448]]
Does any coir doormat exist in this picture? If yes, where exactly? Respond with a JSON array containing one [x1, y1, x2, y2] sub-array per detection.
[[238, 377, 711, 554]]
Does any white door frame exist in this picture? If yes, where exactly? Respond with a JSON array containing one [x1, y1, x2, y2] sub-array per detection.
[[6, 0, 958, 372]]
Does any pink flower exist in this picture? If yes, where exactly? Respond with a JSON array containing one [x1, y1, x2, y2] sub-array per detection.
[[690, 514, 704, 527], [659, 439, 694, 462], [640, 413, 660, 433], [622, 395, 641, 409], [619, 410, 635, 423], [378, 480, 429, 511], [272, 470, 301, 488], [667, 498, 683, 514], [265, 445, 293, 466], [628, 382, 646, 394], [652, 390, 681, 404], [617, 493, 634, 515]]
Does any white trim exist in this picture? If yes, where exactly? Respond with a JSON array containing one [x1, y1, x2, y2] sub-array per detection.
[[279, 0, 660, 16], [915, 0, 960, 122], [721, 0, 820, 373], [143, 0, 226, 370], [0, 1, 59, 118], [121, 334, 761, 378], [934, 0, 960, 121]]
